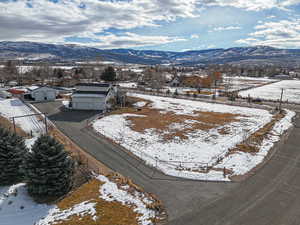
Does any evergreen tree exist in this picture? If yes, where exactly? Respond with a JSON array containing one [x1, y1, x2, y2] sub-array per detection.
[[101, 66, 116, 81], [0, 127, 27, 185], [23, 135, 74, 197]]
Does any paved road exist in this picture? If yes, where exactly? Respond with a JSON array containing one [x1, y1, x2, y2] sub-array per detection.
[[34, 101, 300, 225]]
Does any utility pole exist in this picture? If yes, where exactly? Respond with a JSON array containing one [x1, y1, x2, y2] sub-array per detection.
[[12, 117, 16, 133], [279, 88, 284, 111]]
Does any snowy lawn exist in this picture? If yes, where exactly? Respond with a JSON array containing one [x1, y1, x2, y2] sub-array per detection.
[[0, 184, 52, 225], [0, 98, 45, 148], [93, 93, 294, 181], [239, 80, 300, 103]]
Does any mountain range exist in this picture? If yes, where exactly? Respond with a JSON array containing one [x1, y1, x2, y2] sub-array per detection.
[[1, 41, 300, 66]]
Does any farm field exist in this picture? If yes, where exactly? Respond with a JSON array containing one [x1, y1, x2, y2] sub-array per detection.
[[93, 93, 294, 181], [223, 76, 277, 92], [0, 175, 159, 225], [239, 80, 300, 104]]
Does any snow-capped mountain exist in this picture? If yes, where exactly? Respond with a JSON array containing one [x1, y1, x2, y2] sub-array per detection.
[[1, 41, 300, 66]]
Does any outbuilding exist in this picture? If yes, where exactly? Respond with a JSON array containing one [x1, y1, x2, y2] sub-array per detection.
[[71, 83, 116, 111], [29, 86, 58, 101]]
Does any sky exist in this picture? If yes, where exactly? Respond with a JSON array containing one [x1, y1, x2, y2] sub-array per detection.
[[1, 0, 300, 51]]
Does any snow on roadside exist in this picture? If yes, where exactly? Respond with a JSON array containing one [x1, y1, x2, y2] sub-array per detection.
[[0, 184, 52, 225], [97, 175, 156, 225]]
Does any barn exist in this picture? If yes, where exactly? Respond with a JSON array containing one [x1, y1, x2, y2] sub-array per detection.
[[71, 83, 116, 111], [29, 86, 58, 101]]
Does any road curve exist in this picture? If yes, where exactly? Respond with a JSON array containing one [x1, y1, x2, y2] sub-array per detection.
[[34, 101, 300, 225]]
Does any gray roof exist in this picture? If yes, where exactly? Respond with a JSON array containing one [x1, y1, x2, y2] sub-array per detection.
[[73, 91, 109, 95], [75, 83, 111, 87]]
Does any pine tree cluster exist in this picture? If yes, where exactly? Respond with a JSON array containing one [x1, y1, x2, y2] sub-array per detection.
[[0, 127, 74, 198]]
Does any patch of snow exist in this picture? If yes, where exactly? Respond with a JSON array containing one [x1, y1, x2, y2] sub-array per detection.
[[133, 101, 147, 108], [37, 202, 97, 225], [0, 183, 52, 225], [97, 175, 155, 225], [24, 137, 38, 149], [118, 82, 137, 88]]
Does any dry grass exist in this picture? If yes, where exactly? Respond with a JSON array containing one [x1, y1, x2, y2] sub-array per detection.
[[230, 112, 285, 154], [53, 179, 142, 225], [0, 116, 28, 137], [111, 97, 241, 141]]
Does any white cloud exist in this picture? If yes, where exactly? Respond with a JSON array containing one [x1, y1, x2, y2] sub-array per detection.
[[236, 19, 300, 48], [210, 26, 241, 32], [73, 32, 187, 49], [205, 0, 300, 11], [190, 34, 200, 39], [0, 0, 197, 48]]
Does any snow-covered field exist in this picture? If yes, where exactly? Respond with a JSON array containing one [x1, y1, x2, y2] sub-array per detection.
[[93, 93, 294, 181], [0, 98, 44, 136], [239, 80, 300, 104], [223, 76, 277, 92], [1, 175, 157, 225]]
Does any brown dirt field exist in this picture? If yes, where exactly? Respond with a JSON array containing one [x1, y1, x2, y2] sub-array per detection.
[[110, 96, 242, 141], [0, 116, 28, 137], [53, 179, 142, 225]]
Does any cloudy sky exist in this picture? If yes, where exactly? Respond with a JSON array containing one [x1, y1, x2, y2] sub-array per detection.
[[1, 0, 300, 51]]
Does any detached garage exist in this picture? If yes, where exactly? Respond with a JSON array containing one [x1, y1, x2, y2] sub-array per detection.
[[71, 83, 116, 111], [71, 93, 106, 110], [30, 86, 58, 101]]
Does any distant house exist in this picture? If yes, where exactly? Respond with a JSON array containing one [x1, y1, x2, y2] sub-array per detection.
[[71, 83, 116, 111], [169, 76, 181, 87], [27, 86, 58, 101]]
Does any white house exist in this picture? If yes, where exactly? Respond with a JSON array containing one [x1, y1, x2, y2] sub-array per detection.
[[71, 83, 116, 111], [29, 86, 58, 101]]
